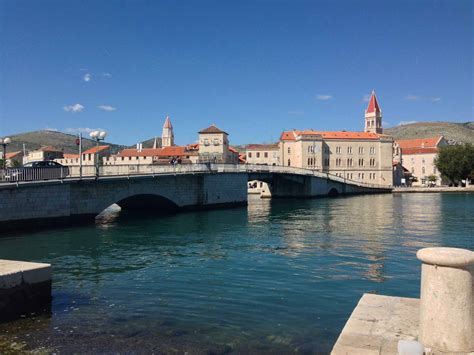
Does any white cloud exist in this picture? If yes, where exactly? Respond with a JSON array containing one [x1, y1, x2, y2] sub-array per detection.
[[102, 72, 112, 78], [405, 95, 441, 103], [287, 110, 304, 115], [316, 94, 333, 101], [83, 73, 91, 82], [363, 94, 371, 102], [65, 127, 104, 134], [98, 105, 117, 111], [397, 121, 418, 126], [63, 103, 84, 113]]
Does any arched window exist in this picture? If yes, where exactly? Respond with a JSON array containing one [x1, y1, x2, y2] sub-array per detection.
[[288, 159, 291, 166]]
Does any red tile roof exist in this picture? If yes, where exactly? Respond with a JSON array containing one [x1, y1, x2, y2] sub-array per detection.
[[397, 136, 443, 149], [63, 153, 79, 159], [118, 146, 198, 158], [366, 90, 381, 113], [82, 145, 110, 155], [228, 147, 239, 154], [280, 130, 383, 141], [199, 125, 228, 135], [163, 116, 172, 129], [239, 154, 246, 163], [401, 147, 439, 155], [246, 143, 279, 150], [39, 146, 62, 152], [118, 148, 162, 157], [5, 151, 22, 159]]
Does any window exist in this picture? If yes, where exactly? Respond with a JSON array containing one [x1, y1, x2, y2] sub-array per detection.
[[213, 139, 219, 146], [433, 167, 437, 174], [359, 147, 364, 154], [248, 152, 252, 158], [121, 157, 124, 161], [287, 159, 291, 166], [336, 146, 341, 154], [288, 147, 291, 154], [204, 139, 209, 146], [324, 146, 330, 154], [324, 157, 330, 166], [359, 158, 364, 166], [308, 145, 315, 153], [370, 158, 376, 167], [347, 147, 353, 154], [422, 158, 425, 164], [308, 158, 311, 166], [336, 158, 342, 167], [256, 152, 260, 158], [347, 158, 353, 166], [264, 152, 268, 158], [370, 147, 375, 155]]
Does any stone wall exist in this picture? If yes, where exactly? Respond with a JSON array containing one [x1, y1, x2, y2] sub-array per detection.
[[0, 173, 248, 225]]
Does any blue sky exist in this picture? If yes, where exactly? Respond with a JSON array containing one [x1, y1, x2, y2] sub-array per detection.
[[1, 0, 472, 145]]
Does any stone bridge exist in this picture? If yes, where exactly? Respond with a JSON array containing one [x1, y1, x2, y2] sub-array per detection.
[[0, 164, 391, 229]]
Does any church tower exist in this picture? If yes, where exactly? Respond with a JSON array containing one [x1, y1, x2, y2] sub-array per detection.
[[162, 116, 174, 147], [364, 90, 383, 134]]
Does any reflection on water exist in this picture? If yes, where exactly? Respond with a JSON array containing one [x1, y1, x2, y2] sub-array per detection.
[[0, 193, 472, 353]]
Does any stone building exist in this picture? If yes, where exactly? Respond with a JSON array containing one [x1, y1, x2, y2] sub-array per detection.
[[197, 125, 239, 164], [245, 144, 280, 165], [162, 116, 174, 147], [279, 130, 393, 186], [278, 92, 393, 186], [25, 146, 63, 163], [4, 151, 24, 167], [396, 136, 446, 186], [108, 145, 199, 165], [364, 90, 383, 134]]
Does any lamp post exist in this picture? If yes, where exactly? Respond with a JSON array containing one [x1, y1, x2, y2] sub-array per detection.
[[0, 137, 11, 169], [89, 130, 107, 178]]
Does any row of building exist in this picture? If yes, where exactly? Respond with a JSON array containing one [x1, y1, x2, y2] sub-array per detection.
[[4, 91, 447, 187]]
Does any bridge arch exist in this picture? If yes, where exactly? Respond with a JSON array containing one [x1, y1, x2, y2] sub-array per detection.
[[116, 194, 179, 213]]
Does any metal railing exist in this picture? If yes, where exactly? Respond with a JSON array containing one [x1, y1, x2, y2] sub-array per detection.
[[0, 163, 391, 189], [0, 167, 70, 183]]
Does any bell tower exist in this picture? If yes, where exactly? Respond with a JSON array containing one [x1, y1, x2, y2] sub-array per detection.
[[162, 116, 174, 147], [364, 90, 383, 134]]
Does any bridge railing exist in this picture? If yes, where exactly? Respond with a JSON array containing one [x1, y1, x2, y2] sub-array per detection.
[[0, 163, 391, 189]]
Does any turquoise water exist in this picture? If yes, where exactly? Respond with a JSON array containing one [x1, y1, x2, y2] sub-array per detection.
[[0, 193, 472, 353]]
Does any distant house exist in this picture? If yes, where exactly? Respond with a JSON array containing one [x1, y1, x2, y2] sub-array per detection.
[[197, 125, 239, 164], [25, 146, 63, 163], [4, 151, 24, 167], [245, 144, 280, 165], [396, 136, 447, 186]]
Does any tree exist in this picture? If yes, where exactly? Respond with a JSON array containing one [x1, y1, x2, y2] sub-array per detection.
[[435, 144, 474, 185]]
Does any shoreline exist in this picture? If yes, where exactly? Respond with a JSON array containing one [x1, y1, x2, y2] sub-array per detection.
[[393, 186, 474, 193]]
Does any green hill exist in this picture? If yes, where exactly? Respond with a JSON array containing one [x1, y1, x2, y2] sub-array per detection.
[[385, 122, 474, 144], [4, 130, 126, 154]]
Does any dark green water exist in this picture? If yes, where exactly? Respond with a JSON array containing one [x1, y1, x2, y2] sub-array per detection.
[[0, 193, 472, 354]]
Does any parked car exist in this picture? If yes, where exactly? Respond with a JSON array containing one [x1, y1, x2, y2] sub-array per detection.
[[4, 161, 70, 182]]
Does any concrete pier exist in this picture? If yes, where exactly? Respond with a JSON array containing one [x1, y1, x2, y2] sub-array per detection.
[[0, 260, 52, 321], [332, 247, 474, 354]]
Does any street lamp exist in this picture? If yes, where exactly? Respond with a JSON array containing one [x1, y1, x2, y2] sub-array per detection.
[[0, 137, 11, 169], [89, 130, 107, 178]]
